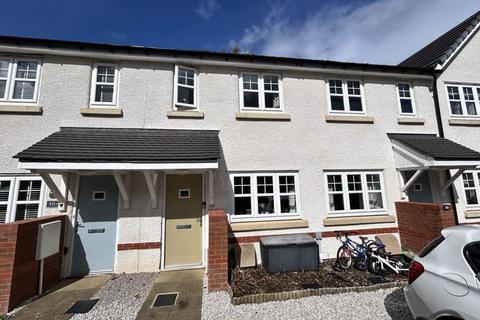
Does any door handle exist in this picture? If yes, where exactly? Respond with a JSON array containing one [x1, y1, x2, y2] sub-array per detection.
[[74, 221, 84, 233], [197, 217, 202, 227]]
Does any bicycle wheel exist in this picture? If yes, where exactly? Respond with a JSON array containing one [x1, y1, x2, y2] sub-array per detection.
[[367, 243, 387, 274], [336, 245, 353, 270]]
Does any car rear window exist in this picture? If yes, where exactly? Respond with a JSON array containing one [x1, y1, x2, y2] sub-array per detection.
[[464, 242, 480, 274], [418, 235, 445, 258]]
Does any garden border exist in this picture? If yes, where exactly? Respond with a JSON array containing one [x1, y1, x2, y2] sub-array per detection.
[[228, 281, 407, 305]]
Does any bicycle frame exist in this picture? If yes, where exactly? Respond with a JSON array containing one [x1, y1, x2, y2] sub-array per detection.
[[337, 234, 368, 261], [369, 251, 409, 274]]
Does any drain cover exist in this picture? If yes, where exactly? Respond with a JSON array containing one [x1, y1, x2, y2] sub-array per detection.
[[65, 299, 99, 314], [152, 293, 178, 307]]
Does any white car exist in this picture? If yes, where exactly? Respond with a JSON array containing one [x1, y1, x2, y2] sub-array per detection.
[[404, 225, 480, 320]]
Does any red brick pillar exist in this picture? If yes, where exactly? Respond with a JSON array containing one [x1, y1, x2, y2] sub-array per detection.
[[208, 210, 228, 292], [0, 224, 18, 314]]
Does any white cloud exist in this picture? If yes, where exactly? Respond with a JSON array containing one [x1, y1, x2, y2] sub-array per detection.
[[230, 0, 480, 64], [196, 0, 220, 19]]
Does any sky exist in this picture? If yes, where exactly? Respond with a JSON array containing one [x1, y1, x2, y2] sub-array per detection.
[[1, 0, 480, 65]]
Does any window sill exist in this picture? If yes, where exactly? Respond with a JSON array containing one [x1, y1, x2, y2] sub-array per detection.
[[80, 107, 123, 117], [229, 219, 308, 232], [465, 210, 480, 219], [167, 110, 204, 119], [397, 116, 425, 125], [325, 115, 374, 123], [0, 104, 43, 114], [448, 118, 480, 126], [323, 214, 395, 227], [235, 111, 291, 121]]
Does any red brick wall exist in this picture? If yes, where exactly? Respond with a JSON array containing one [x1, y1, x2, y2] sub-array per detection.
[[208, 210, 228, 292], [0, 215, 66, 314], [396, 201, 456, 253]]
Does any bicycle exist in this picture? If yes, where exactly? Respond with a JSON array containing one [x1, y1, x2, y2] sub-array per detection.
[[367, 242, 409, 275], [335, 231, 373, 271]]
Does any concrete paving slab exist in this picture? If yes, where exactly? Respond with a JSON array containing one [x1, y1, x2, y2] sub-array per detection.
[[9, 275, 110, 320], [136, 269, 204, 320]]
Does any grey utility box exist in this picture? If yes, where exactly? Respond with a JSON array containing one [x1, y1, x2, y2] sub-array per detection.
[[260, 234, 319, 273]]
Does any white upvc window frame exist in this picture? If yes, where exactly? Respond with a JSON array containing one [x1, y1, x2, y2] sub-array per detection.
[[173, 65, 198, 110], [324, 171, 386, 216], [445, 83, 480, 118], [239, 72, 284, 112], [90, 62, 119, 107], [326, 78, 366, 115], [462, 170, 480, 208], [396, 82, 416, 116], [230, 172, 300, 220], [0, 177, 14, 223], [0, 57, 42, 103], [0, 176, 45, 223]]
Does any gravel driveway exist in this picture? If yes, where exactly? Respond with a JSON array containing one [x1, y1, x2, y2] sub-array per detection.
[[71, 273, 157, 320], [202, 286, 413, 320]]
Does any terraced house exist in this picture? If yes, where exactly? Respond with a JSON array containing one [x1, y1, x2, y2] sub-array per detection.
[[0, 11, 480, 280]]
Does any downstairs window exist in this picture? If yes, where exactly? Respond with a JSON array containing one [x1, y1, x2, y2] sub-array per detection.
[[0, 177, 45, 223]]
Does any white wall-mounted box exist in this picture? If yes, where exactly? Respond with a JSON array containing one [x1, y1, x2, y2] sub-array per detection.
[[36, 220, 61, 261]]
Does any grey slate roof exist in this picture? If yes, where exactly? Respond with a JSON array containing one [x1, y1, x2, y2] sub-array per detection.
[[14, 127, 221, 163], [387, 133, 480, 161], [399, 11, 480, 69]]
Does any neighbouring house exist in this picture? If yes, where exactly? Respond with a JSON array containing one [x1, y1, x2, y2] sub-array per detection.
[[0, 11, 479, 281], [400, 10, 480, 225]]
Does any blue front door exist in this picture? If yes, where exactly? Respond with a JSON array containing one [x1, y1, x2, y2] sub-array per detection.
[[72, 175, 118, 275]]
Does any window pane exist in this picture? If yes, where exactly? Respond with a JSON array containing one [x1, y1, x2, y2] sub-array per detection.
[[234, 197, 252, 215], [16, 61, 38, 79], [0, 80, 5, 99], [243, 74, 258, 90], [0, 60, 9, 78], [280, 195, 296, 213], [96, 66, 115, 83], [17, 180, 41, 201], [347, 81, 361, 95], [330, 96, 344, 110], [450, 101, 463, 115], [264, 75, 279, 91], [465, 244, 480, 273], [329, 194, 344, 211], [0, 204, 6, 223], [233, 176, 251, 194], [400, 99, 413, 113], [368, 192, 383, 209], [0, 180, 11, 202], [13, 81, 35, 100], [177, 86, 194, 105], [398, 84, 411, 98], [258, 196, 274, 214], [257, 176, 274, 194], [349, 193, 364, 210], [466, 102, 477, 116], [264, 92, 280, 108], [466, 190, 478, 205], [327, 175, 343, 191], [15, 203, 39, 221], [95, 84, 114, 103], [329, 80, 343, 94], [279, 176, 295, 193], [447, 86, 460, 100], [463, 173, 475, 188], [348, 96, 363, 111], [243, 92, 259, 108], [347, 174, 362, 191], [366, 174, 381, 191], [463, 87, 475, 100]]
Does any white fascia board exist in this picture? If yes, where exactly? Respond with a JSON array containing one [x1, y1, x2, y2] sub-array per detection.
[[0, 45, 432, 80], [19, 161, 219, 170], [435, 21, 480, 71], [432, 160, 480, 167]]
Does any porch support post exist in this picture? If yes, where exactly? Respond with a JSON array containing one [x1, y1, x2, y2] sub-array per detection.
[[38, 172, 66, 205], [442, 167, 468, 191], [208, 170, 214, 206], [143, 171, 158, 209], [401, 168, 426, 193], [113, 173, 130, 209]]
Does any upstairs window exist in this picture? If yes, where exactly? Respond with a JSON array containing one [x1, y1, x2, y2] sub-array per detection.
[[174, 65, 197, 109], [90, 63, 118, 106], [446, 84, 479, 117], [462, 171, 480, 206], [231, 172, 299, 218], [0, 58, 41, 102], [325, 171, 385, 214], [240, 73, 282, 111], [397, 83, 416, 115], [0, 177, 45, 223], [327, 79, 365, 114]]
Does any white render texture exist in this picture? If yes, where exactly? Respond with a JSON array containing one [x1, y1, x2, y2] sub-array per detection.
[[436, 28, 480, 224], [0, 52, 440, 265]]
